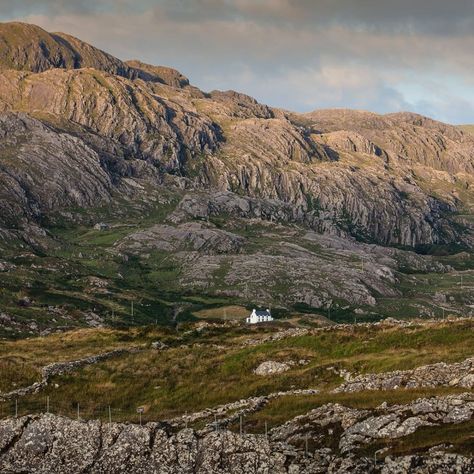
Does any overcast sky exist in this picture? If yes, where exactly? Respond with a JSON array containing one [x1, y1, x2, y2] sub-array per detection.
[[2, 0, 474, 123]]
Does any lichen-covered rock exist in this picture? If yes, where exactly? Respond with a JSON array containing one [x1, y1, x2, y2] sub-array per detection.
[[334, 357, 474, 393], [1, 409, 472, 473], [340, 393, 474, 453], [381, 453, 474, 473], [254, 361, 290, 376]]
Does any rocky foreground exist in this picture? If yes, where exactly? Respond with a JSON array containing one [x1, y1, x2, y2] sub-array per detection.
[[334, 357, 474, 393], [1, 393, 473, 473]]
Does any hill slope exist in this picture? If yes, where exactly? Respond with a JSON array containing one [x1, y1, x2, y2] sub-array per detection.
[[0, 22, 473, 335]]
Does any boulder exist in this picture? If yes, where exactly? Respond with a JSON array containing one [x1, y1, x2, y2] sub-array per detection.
[[254, 361, 291, 376]]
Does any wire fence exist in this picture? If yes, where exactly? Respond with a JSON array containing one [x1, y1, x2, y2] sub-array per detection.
[[0, 398, 278, 438], [0, 398, 155, 425]]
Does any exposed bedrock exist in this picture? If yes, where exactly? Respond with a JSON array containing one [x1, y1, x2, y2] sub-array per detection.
[[1, 393, 473, 474]]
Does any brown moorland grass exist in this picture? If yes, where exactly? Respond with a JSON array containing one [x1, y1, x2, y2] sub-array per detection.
[[2, 320, 472, 422], [0, 327, 178, 392]]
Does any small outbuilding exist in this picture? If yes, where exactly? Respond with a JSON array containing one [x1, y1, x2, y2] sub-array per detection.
[[246, 308, 273, 324]]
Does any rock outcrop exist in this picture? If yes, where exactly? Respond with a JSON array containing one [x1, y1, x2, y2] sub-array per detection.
[[381, 453, 474, 473], [254, 361, 291, 376], [270, 392, 474, 460], [305, 108, 474, 174], [1, 392, 473, 474], [169, 388, 319, 432], [0, 112, 114, 230], [0, 68, 221, 173], [334, 357, 474, 393], [126, 60, 191, 88], [115, 222, 245, 255]]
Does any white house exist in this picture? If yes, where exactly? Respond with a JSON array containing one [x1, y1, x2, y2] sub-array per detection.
[[246, 308, 273, 324]]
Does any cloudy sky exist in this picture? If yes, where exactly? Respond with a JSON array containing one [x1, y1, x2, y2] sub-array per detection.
[[2, 0, 474, 123]]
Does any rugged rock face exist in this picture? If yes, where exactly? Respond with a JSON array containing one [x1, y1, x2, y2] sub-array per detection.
[[340, 393, 474, 453], [305, 109, 474, 175], [381, 454, 474, 474], [0, 23, 472, 249], [0, 414, 357, 474], [0, 112, 114, 230], [0, 21, 473, 323], [208, 90, 275, 119], [1, 393, 473, 474], [0, 68, 221, 172], [105, 189, 457, 310], [270, 392, 474, 462], [0, 22, 472, 249]]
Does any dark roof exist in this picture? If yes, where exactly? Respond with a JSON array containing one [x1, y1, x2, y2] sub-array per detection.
[[255, 310, 271, 316]]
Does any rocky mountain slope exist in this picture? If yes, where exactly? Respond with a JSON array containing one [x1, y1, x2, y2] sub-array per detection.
[[0, 22, 129, 75], [0, 22, 190, 86], [0, 21, 474, 333], [1, 22, 473, 247]]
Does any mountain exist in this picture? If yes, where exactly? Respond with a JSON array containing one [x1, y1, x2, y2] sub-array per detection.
[[0, 22, 473, 336], [0, 22, 193, 86], [0, 22, 130, 75]]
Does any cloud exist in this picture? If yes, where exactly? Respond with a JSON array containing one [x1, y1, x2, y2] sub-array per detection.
[[3, 1, 474, 123]]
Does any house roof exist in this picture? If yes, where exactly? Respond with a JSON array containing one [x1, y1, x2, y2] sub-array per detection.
[[254, 310, 271, 316]]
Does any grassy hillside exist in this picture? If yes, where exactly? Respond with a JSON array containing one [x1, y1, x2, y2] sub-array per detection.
[[1, 320, 472, 424]]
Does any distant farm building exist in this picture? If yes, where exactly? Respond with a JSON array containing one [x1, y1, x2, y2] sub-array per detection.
[[246, 308, 273, 324]]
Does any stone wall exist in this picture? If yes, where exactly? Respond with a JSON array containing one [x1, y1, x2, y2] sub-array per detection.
[[0, 349, 136, 401]]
